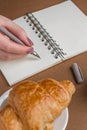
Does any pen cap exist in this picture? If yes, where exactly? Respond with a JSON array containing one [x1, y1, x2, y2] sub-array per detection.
[[71, 63, 84, 84]]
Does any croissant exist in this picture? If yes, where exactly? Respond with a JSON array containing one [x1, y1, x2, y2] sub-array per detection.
[[0, 78, 75, 130], [0, 105, 24, 130]]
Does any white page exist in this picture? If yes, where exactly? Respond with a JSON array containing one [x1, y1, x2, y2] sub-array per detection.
[[0, 0, 87, 85], [33, 0, 87, 58]]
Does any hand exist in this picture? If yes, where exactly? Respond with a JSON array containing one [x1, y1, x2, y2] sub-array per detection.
[[0, 15, 34, 60]]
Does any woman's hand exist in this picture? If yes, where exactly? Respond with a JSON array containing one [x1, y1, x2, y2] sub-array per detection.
[[0, 15, 34, 60]]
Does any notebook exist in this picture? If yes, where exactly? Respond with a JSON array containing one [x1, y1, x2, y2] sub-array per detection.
[[0, 0, 87, 86]]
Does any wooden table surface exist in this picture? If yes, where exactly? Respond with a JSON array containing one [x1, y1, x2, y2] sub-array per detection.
[[0, 0, 87, 130]]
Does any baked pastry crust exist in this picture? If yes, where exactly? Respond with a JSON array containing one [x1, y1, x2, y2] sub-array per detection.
[[8, 78, 75, 130], [0, 78, 75, 130], [0, 105, 24, 130]]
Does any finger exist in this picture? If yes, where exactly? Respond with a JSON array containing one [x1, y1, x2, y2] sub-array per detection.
[[0, 15, 33, 46], [0, 33, 34, 54], [0, 49, 25, 61]]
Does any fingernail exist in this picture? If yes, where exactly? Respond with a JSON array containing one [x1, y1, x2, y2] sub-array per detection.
[[27, 37, 33, 45], [27, 47, 34, 54]]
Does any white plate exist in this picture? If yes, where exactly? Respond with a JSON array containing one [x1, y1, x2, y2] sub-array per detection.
[[0, 89, 69, 130]]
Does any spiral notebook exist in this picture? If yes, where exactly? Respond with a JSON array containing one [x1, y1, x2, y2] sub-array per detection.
[[0, 0, 87, 86]]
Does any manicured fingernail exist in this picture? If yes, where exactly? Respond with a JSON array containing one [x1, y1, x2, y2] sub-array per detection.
[[27, 47, 34, 54], [27, 37, 33, 45]]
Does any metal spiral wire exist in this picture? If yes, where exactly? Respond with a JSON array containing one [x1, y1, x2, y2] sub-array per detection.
[[24, 13, 66, 60]]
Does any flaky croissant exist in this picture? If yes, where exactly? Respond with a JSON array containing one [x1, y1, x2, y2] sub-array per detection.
[[0, 78, 75, 130], [0, 105, 24, 130]]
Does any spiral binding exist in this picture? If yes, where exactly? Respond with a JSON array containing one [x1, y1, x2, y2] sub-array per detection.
[[23, 13, 66, 60]]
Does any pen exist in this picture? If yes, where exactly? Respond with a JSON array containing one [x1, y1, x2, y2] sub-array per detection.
[[0, 25, 40, 59]]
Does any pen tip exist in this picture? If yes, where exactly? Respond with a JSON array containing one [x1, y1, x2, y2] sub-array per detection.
[[36, 54, 41, 59], [31, 51, 41, 59]]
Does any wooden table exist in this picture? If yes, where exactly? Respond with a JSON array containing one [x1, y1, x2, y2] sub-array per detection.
[[0, 0, 87, 130]]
